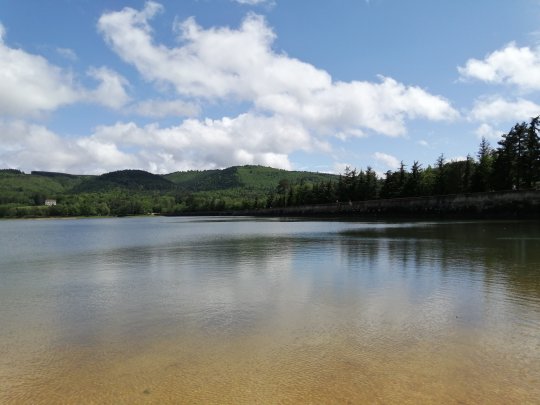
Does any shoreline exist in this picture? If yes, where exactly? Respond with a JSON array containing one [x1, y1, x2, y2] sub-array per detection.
[[173, 190, 540, 220], [3, 190, 540, 220]]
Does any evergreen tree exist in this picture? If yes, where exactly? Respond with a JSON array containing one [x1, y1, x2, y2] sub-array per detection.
[[472, 137, 493, 192], [493, 122, 527, 190], [435, 154, 446, 194], [523, 116, 540, 188], [463, 155, 474, 193], [403, 161, 421, 196], [380, 170, 400, 199], [365, 167, 378, 200]]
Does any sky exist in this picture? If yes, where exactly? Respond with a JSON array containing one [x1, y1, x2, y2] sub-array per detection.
[[1, 0, 540, 175]]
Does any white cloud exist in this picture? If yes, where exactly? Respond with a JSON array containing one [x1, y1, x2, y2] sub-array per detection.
[[469, 96, 540, 123], [332, 162, 353, 175], [86, 66, 131, 109], [98, 3, 457, 137], [0, 120, 137, 174], [0, 23, 132, 116], [56, 47, 78, 61], [0, 112, 317, 173], [0, 23, 80, 116], [90, 113, 313, 171], [373, 152, 400, 170], [474, 123, 503, 141], [458, 42, 540, 92], [134, 99, 200, 118], [256, 75, 457, 137]]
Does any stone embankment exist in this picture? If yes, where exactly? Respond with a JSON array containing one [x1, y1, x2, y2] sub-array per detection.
[[236, 190, 540, 218]]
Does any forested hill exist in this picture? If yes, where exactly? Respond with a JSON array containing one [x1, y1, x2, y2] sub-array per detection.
[[72, 170, 176, 193], [0, 166, 338, 217], [165, 165, 337, 192]]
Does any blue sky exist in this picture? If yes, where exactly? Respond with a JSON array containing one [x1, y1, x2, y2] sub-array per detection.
[[1, 0, 540, 175]]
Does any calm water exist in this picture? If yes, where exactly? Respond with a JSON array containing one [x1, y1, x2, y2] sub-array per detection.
[[1, 217, 539, 404]]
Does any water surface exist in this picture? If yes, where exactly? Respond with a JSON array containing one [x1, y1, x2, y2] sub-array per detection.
[[1, 217, 539, 403]]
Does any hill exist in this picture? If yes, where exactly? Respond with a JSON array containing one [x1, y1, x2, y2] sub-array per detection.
[[73, 170, 175, 193], [164, 165, 337, 192], [0, 170, 84, 205], [0, 165, 339, 217], [164, 167, 241, 191]]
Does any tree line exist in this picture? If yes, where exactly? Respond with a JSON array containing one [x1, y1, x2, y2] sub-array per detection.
[[265, 117, 540, 208]]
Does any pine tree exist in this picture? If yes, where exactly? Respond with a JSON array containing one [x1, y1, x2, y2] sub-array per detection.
[[493, 122, 527, 190], [472, 137, 494, 192], [523, 116, 540, 188]]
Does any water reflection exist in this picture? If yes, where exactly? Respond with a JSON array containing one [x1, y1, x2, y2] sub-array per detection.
[[341, 221, 540, 298], [1, 218, 539, 403]]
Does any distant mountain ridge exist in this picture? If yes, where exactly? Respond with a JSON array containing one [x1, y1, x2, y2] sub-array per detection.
[[72, 170, 176, 193], [164, 165, 337, 192], [0, 165, 338, 206]]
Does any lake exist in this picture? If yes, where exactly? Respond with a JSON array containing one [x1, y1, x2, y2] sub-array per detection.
[[1, 217, 539, 403]]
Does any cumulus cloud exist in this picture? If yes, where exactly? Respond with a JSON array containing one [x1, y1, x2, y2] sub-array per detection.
[[0, 23, 132, 116], [458, 42, 540, 92], [86, 66, 131, 109], [0, 23, 80, 116], [475, 123, 503, 141], [90, 113, 313, 171], [98, 3, 457, 137], [469, 96, 540, 123], [0, 113, 316, 173], [0, 120, 138, 174], [373, 152, 400, 170], [256, 75, 457, 136], [134, 99, 200, 118]]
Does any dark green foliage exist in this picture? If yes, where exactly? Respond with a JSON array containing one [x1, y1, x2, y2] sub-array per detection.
[[523, 117, 540, 189], [492, 118, 540, 190], [30, 171, 89, 190], [0, 166, 338, 217], [471, 138, 494, 192], [0, 171, 67, 205], [165, 168, 241, 191], [165, 165, 336, 193], [74, 170, 175, 193], [163, 165, 338, 211], [403, 161, 422, 197], [0, 169, 25, 175], [31, 171, 79, 178]]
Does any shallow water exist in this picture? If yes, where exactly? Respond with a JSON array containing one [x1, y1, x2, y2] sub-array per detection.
[[1, 217, 539, 403]]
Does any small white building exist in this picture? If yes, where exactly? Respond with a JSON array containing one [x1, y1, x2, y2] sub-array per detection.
[[44, 199, 57, 206]]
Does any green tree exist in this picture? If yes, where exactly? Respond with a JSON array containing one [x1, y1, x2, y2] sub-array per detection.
[[472, 137, 493, 192], [493, 122, 527, 190], [434, 154, 446, 194], [403, 161, 422, 197], [523, 116, 540, 188]]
